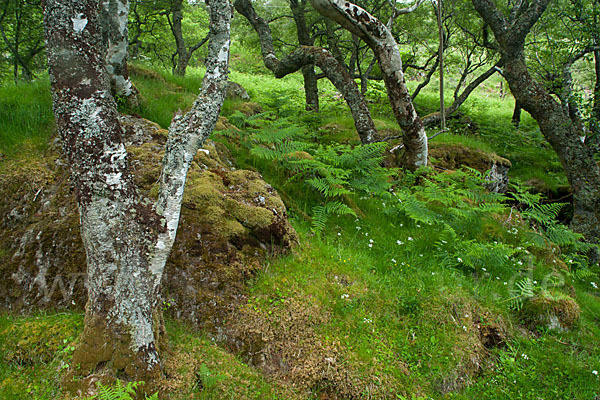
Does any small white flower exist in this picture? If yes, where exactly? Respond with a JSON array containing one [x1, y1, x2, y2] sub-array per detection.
[[397, 240, 404, 245], [363, 318, 372, 324], [391, 258, 397, 263], [504, 282, 507, 285], [369, 239, 373, 243], [462, 325, 467, 331], [593, 370, 598, 376], [399, 223, 403, 227], [441, 240, 447, 244], [464, 314, 469, 318], [365, 232, 369, 236], [341, 293, 350, 300], [521, 353, 529, 360], [356, 226, 361, 230], [337, 232, 341, 236], [591, 282, 598, 289], [496, 277, 500, 280], [408, 237, 413, 241], [419, 254, 423, 257], [517, 260, 523, 266], [482, 267, 487, 271], [368, 243, 373, 248], [457, 257, 463, 263], [533, 280, 537, 284], [431, 272, 435, 275], [416, 224, 421, 228]]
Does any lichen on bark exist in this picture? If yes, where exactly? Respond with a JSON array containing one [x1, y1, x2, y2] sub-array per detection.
[[43, 0, 235, 393]]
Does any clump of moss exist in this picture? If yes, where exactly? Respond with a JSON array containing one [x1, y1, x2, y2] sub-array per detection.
[[519, 290, 580, 331], [1, 314, 82, 366], [235, 102, 263, 116], [227, 291, 399, 399], [429, 143, 511, 173], [0, 115, 298, 335]]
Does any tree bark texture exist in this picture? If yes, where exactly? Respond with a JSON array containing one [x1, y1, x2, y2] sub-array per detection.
[[308, 0, 428, 169], [511, 100, 522, 128], [44, 0, 232, 392], [290, 0, 320, 111], [169, 0, 209, 77], [234, 0, 379, 144], [101, 0, 138, 101], [473, 0, 600, 246]]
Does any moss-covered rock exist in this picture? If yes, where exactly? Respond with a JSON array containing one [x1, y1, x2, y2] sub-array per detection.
[[0, 115, 297, 333], [519, 291, 580, 331], [429, 143, 512, 193]]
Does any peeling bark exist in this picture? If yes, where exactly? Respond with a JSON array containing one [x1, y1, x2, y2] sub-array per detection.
[[234, 0, 379, 144], [308, 0, 428, 169], [473, 0, 600, 247], [44, 0, 232, 392]]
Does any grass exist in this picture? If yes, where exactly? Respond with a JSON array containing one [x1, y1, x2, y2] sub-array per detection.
[[0, 79, 54, 156], [1, 61, 599, 399]]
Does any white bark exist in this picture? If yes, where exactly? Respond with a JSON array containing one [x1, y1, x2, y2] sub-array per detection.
[[103, 0, 136, 98], [308, 0, 428, 168], [44, 0, 232, 385]]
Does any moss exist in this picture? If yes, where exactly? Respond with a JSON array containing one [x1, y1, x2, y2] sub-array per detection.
[[519, 291, 580, 331], [62, 311, 164, 399], [0, 116, 297, 337], [214, 116, 240, 132], [429, 143, 511, 172], [1, 314, 82, 366], [235, 102, 263, 116]]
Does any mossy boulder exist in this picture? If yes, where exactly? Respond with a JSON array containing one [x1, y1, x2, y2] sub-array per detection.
[[519, 291, 580, 331], [226, 81, 250, 101], [429, 143, 512, 193], [0, 115, 297, 332]]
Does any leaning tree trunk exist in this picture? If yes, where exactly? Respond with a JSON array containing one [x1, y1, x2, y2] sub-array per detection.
[[290, 0, 319, 111], [473, 0, 600, 246], [308, 0, 428, 169], [234, 0, 379, 144], [44, 0, 232, 394], [171, 0, 189, 76], [102, 0, 138, 105]]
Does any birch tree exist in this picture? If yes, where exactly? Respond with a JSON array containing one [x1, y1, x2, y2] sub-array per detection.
[[102, 0, 138, 103], [308, 0, 428, 169], [43, 0, 232, 391], [235, 0, 380, 144]]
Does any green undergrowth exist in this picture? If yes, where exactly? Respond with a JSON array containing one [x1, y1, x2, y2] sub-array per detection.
[[0, 314, 300, 400], [1, 62, 599, 399], [0, 79, 54, 156]]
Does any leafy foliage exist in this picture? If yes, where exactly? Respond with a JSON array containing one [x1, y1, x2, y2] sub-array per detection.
[[222, 113, 394, 235]]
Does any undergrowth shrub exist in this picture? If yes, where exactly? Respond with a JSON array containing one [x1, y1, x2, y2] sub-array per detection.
[[217, 105, 597, 308], [218, 112, 394, 234]]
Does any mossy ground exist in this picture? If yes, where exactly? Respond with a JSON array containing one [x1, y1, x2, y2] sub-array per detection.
[[1, 62, 599, 399]]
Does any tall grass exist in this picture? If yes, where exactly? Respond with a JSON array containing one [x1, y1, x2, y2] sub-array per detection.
[[0, 79, 54, 155]]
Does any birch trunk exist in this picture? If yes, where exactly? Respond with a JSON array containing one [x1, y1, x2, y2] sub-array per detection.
[[44, 0, 232, 393], [308, 0, 428, 169], [290, 0, 320, 111], [234, 0, 379, 144], [102, 0, 138, 103]]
